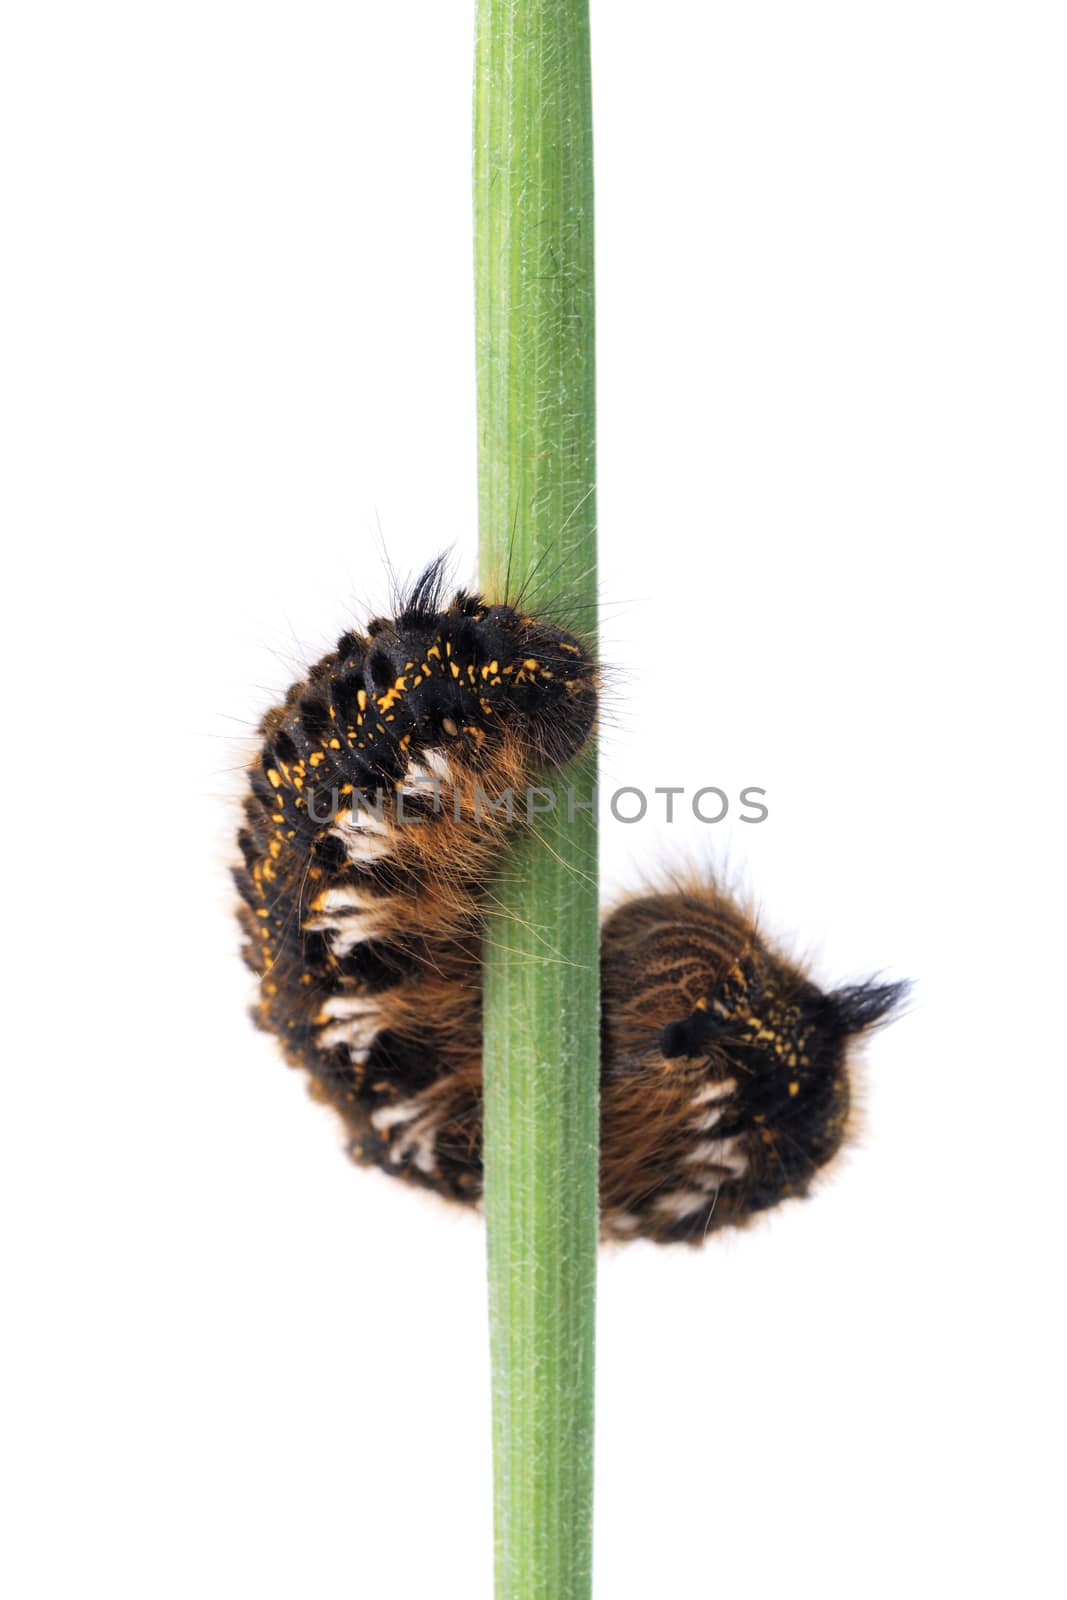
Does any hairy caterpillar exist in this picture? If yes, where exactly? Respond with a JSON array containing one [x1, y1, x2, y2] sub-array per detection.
[[235, 560, 905, 1244]]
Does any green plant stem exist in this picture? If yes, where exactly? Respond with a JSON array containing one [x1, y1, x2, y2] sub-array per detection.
[[474, 2, 598, 1597]]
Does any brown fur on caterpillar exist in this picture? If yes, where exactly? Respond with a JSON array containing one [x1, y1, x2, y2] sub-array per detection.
[[235, 560, 906, 1245]]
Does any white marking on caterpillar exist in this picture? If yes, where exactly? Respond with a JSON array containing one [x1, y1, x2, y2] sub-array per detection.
[[397, 1124, 439, 1175], [318, 886, 379, 914], [419, 748, 452, 780], [371, 1100, 439, 1175], [685, 1135, 748, 1180], [399, 749, 453, 798], [318, 1021, 381, 1052], [305, 889, 389, 956], [371, 1101, 421, 1132], [326, 918, 386, 959], [690, 1077, 737, 1108], [332, 808, 392, 863], [317, 998, 382, 1053], [653, 1189, 714, 1221], [320, 992, 379, 1021]]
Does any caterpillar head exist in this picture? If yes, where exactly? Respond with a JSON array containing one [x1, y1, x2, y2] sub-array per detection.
[[659, 956, 908, 1218]]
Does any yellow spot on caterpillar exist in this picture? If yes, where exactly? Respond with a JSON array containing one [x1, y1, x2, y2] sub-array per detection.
[[267, 769, 282, 788], [450, 662, 460, 679], [357, 689, 368, 711], [788, 1081, 799, 1096], [694, 997, 707, 1010], [329, 738, 341, 750], [377, 676, 409, 713], [523, 658, 539, 671], [465, 725, 485, 748], [427, 645, 441, 660], [309, 752, 324, 767]]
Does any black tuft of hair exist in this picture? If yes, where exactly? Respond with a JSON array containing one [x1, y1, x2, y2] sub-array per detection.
[[830, 979, 911, 1036], [395, 554, 453, 627]]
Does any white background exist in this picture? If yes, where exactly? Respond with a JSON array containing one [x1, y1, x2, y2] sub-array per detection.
[[2, 4, 1063, 1597]]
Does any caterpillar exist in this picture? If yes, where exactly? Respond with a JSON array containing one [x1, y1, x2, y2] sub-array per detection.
[[235, 560, 905, 1245]]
